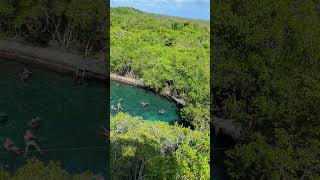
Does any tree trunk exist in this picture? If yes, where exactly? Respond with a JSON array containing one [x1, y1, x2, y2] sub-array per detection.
[[137, 158, 144, 180], [85, 38, 91, 56], [66, 27, 73, 49], [63, 21, 70, 46], [52, 17, 62, 47]]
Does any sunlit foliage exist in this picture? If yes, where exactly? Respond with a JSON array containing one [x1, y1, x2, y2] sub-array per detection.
[[111, 7, 210, 130], [111, 113, 210, 179]]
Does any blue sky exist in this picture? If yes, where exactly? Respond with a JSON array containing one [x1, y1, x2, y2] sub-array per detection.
[[110, 0, 210, 20]]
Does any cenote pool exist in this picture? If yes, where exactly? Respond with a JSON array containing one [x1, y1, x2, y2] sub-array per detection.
[[0, 58, 107, 175], [0, 58, 225, 179], [0, 58, 181, 177], [110, 80, 180, 123]]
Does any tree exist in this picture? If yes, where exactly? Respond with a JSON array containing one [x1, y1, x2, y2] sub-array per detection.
[[213, 0, 320, 178], [0, 159, 96, 179], [111, 113, 210, 179], [110, 7, 210, 131]]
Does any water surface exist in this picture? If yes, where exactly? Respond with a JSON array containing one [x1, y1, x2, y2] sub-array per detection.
[[110, 80, 179, 123], [0, 58, 107, 175], [0, 58, 180, 176]]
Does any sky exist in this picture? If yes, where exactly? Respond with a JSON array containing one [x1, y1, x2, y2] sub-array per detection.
[[110, 0, 210, 20]]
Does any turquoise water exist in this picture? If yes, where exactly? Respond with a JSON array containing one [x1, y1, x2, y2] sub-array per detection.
[[110, 80, 179, 123], [0, 59, 107, 175]]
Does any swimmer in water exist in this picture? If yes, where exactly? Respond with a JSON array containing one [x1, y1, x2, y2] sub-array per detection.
[[20, 66, 32, 82], [93, 174, 105, 180], [117, 99, 123, 111], [3, 138, 21, 155], [23, 67, 32, 74], [111, 105, 117, 111], [159, 109, 165, 114], [140, 102, 149, 107], [24, 130, 42, 155], [30, 116, 41, 128], [0, 112, 8, 123]]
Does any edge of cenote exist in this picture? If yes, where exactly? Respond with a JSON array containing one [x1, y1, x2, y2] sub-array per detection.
[[0, 38, 187, 107]]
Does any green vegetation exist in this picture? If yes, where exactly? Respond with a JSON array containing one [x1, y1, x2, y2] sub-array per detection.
[[111, 113, 210, 179], [0, 0, 106, 56], [111, 7, 210, 130], [0, 3, 211, 178], [0, 159, 94, 179], [110, 7, 210, 179], [213, 0, 320, 179], [0, 0, 107, 178]]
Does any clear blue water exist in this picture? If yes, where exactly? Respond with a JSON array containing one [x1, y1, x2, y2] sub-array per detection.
[[110, 80, 180, 123]]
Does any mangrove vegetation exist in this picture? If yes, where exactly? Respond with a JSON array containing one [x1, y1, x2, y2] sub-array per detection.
[[0, 0, 107, 56], [111, 7, 210, 131], [110, 7, 210, 179], [213, 0, 320, 179]]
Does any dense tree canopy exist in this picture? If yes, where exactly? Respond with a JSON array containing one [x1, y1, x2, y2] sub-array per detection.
[[111, 7, 210, 130], [110, 113, 210, 179], [213, 0, 320, 179], [0, 159, 95, 179], [0, 0, 106, 56]]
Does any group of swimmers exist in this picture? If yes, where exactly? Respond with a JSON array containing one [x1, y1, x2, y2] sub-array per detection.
[[3, 116, 42, 155], [110, 98, 166, 114]]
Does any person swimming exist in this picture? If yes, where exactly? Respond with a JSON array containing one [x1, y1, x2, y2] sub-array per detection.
[[0, 112, 8, 123], [20, 66, 32, 81], [111, 105, 117, 111], [3, 138, 21, 155], [159, 109, 165, 114], [30, 116, 41, 128], [24, 130, 42, 155], [23, 67, 32, 74], [140, 102, 149, 107], [117, 99, 123, 111]]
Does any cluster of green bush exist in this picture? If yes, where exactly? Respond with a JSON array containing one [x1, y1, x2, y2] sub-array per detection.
[[0, 159, 96, 179], [110, 113, 210, 179], [109, 7, 211, 179], [213, 0, 320, 179], [111, 7, 210, 131], [0, 0, 106, 56]]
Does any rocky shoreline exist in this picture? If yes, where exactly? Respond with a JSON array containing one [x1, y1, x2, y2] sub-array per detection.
[[0, 39, 187, 107]]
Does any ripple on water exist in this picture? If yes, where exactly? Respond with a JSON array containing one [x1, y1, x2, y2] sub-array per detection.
[[110, 80, 180, 123], [0, 58, 107, 175]]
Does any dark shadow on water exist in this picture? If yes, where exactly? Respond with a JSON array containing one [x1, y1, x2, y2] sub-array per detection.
[[212, 129, 236, 180]]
